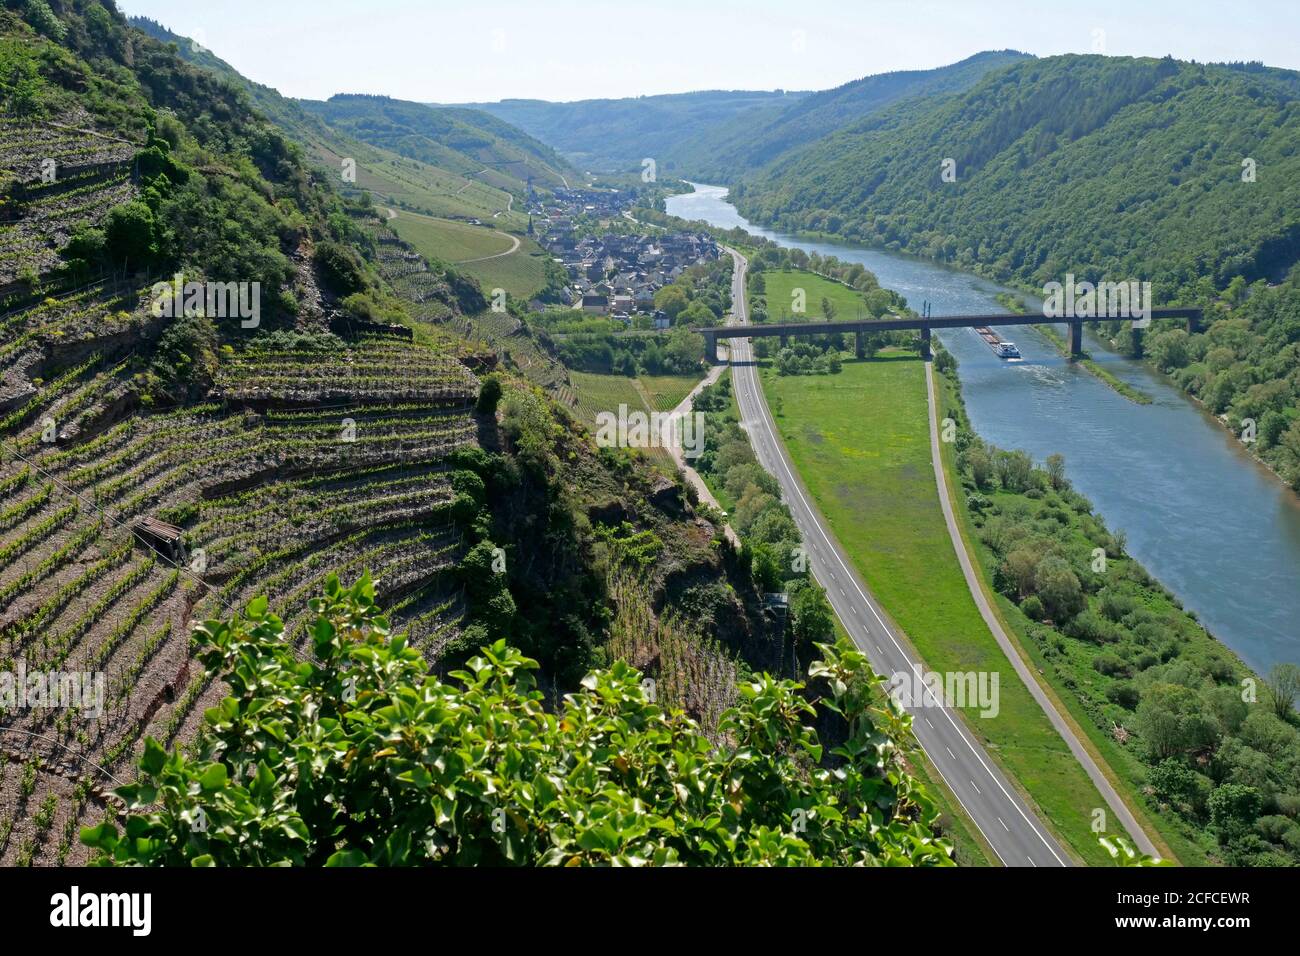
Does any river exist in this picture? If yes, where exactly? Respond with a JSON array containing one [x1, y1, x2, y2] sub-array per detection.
[[667, 183, 1300, 676]]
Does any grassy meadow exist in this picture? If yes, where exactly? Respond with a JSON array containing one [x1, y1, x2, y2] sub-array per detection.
[[392, 210, 548, 299], [759, 269, 879, 324]]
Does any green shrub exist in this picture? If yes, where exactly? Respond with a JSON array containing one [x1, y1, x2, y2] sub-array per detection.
[[81, 575, 953, 867], [314, 240, 368, 295], [104, 201, 158, 268]]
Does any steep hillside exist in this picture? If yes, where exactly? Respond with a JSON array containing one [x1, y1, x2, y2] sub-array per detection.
[[299, 93, 575, 194], [0, 0, 786, 867], [128, 17, 532, 225], [665, 51, 1031, 181], [460, 90, 806, 172]]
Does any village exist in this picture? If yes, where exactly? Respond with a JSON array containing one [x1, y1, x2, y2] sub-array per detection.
[[529, 187, 720, 326]]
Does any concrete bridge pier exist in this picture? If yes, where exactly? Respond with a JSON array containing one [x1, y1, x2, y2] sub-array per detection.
[[703, 330, 720, 365], [919, 326, 932, 361], [1067, 320, 1085, 359], [779, 334, 789, 349], [1187, 314, 1201, 334], [855, 330, 865, 359]]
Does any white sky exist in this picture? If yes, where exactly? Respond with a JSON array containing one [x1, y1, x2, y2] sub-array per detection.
[[116, 0, 1297, 103]]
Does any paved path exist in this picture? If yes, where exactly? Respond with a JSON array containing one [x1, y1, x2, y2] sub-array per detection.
[[456, 231, 521, 264], [659, 356, 738, 547], [923, 362, 1160, 856]]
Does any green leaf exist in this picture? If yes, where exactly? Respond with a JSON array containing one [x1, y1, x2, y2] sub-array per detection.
[[246, 595, 269, 620], [198, 763, 228, 792], [140, 737, 167, 776]]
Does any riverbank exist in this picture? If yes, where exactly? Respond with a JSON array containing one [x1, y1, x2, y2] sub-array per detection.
[[666, 183, 1300, 680], [932, 344, 1300, 867]]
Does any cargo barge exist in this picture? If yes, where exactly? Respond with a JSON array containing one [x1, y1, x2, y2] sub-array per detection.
[[974, 326, 1022, 360]]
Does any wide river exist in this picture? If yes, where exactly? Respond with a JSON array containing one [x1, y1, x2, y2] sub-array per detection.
[[668, 183, 1300, 675]]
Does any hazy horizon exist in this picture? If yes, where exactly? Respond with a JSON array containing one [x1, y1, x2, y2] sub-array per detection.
[[115, 0, 1300, 104]]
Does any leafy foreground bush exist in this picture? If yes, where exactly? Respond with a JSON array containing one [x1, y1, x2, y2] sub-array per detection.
[[83, 575, 954, 866]]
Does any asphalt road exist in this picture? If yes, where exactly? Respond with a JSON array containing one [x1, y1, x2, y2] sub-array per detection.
[[722, 247, 1071, 867]]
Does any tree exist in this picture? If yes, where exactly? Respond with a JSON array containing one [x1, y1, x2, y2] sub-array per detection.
[[967, 447, 994, 490], [103, 202, 157, 268], [476, 373, 503, 415], [1148, 758, 1200, 809], [1148, 329, 1191, 371], [1044, 453, 1067, 491], [1264, 662, 1300, 720], [653, 285, 689, 320], [1034, 555, 1083, 619], [788, 579, 835, 650], [995, 449, 1035, 492], [678, 300, 716, 327], [82, 576, 953, 867], [314, 239, 368, 296], [1208, 783, 1263, 840], [1001, 549, 1040, 599]]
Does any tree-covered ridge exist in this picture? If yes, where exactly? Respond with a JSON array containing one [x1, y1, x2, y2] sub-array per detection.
[[461, 90, 808, 173], [82, 574, 952, 866], [664, 50, 1032, 182], [733, 53, 1300, 488], [736, 55, 1300, 292]]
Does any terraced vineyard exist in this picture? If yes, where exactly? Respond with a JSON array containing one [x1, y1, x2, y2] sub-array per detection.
[[0, 335, 479, 865], [568, 371, 677, 473], [0, 116, 139, 290], [0, 115, 481, 863]]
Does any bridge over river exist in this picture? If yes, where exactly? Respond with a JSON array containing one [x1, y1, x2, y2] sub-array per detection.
[[700, 308, 1203, 363]]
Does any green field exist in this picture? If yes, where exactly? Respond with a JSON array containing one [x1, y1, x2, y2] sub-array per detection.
[[759, 269, 878, 324], [392, 211, 515, 261], [760, 353, 1117, 866], [391, 210, 548, 299], [636, 373, 702, 412]]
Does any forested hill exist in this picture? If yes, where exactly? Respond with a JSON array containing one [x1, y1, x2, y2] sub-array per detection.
[[734, 55, 1300, 293], [458, 90, 806, 172], [298, 93, 575, 192], [663, 50, 1032, 181], [730, 55, 1300, 489]]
